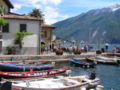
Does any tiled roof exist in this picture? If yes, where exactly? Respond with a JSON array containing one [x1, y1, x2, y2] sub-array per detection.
[[3, 13, 42, 21], [4, 0, 14, 8], [42, 24, 56, 28]]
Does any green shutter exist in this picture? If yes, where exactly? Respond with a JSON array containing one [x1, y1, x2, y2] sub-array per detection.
[[20, 24, 27, 32], [3, 23, 9, 33]]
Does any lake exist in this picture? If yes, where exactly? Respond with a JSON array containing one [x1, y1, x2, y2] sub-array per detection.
[[55, 61, 120, 90]]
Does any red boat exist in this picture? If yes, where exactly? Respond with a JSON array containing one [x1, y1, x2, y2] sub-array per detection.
[[0, 67, 69, 79]]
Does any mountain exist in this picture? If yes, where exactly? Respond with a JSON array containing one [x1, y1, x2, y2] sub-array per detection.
[[53, 4, 120, 44]]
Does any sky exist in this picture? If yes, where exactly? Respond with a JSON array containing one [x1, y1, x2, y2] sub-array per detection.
[[10, 0, 120, 24]]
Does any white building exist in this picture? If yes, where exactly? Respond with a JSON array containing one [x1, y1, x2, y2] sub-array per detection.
[[0, 0, 43, 55]]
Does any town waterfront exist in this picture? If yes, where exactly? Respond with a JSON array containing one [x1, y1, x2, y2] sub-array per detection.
[[56, 61, 120, 90]]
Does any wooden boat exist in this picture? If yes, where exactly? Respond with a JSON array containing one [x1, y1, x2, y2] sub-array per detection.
[[7, 75, 100, 90], [70, 58, 96, 68], [0, 63, 54, 72], [0, 67, 69, 79], [86, 55, 120, 65]]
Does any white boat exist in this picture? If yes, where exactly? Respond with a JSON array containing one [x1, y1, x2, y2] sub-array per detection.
[[8, 75, 100, 90], [87, 55, 120, 65]]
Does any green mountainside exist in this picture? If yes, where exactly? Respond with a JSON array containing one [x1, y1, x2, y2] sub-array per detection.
[[53, 4, 120, 44]]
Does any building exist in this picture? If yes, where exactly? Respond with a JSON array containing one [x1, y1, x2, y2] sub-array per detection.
[[0, 0, 43, 55], [41, 24, 55, 50]]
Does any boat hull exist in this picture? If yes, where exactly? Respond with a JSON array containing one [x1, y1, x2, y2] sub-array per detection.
[[70, 58, 95, 68], [0, 67, 68, 80], [0, 63, 54, 72], [86, 56, 120, 65], [10, 76, 100, 90]]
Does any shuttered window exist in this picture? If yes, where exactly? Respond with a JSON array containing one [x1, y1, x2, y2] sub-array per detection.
[[20, 24, 27, 32], [3, 24, 9, 33]]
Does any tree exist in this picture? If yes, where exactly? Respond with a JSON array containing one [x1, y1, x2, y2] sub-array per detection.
[[0, 8, 4, 15], [0, 8, 7, 31], [28, 8, 43, 18]]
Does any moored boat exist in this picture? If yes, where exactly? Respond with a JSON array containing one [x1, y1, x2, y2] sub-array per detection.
[[0, 63, 54, 72], [0, 67, 69, 79], [8, 75, 100, 90], [87, 55, 120, 65], [70, 58, 96, 68]]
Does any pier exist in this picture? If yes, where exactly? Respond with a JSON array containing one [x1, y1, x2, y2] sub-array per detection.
[[0, 52, 120, 64]]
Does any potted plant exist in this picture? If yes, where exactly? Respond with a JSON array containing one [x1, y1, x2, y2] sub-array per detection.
[[96, 50, 102, 54], [73, 49, 81, 55], [6, 46, 13, 54], [40, 44, 46, 54], [73, 47, 81, 55], [55, 49, 64, 55]]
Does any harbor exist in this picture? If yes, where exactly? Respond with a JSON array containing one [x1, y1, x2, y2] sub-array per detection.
[[0, 0, 120, 89], [0, 51, 119, 89]]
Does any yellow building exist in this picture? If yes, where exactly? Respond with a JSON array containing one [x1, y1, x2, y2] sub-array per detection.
[[41, 24, 55, 50]]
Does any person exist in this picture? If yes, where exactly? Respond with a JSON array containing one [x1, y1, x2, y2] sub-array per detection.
[[105, 43, 109, 51]]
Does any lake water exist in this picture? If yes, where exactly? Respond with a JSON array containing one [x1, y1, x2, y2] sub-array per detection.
[[55, 61, 120, 90]]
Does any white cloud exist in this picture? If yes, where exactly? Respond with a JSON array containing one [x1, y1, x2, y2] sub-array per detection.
[[44, 6, 69, 24], [11, 0, 42, 12], [49, 0, 62, 5], [11, 0, 62, 11], [40, 0, 62, 5], [10, 0, 66, 24]]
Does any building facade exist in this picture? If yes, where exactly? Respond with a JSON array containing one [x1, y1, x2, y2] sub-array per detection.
[[41, 24, 55, 47], [0, 0, 42, 55]]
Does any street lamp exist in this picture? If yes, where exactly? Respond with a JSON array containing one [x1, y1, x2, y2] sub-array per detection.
[[63, 41, 66, 46], [72, 40, 76, 47]]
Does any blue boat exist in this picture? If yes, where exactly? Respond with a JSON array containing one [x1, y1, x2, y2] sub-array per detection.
[[69, 58, 96, 68], [0, 63, 54, 72]]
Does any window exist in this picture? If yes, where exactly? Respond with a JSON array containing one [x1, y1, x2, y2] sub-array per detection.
[[0, 41, 2, 53], [3, 24, 9, 33], [20, 24, 27, 32], [0, 5, 3, 8], [0, 35, 2, 39], [44, 31, 47, 38]]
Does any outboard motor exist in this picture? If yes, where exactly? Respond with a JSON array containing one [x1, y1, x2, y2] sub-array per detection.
[[89, 72, 96, 80], [117, 60, 120, 64], [1, 81, 12, 90]]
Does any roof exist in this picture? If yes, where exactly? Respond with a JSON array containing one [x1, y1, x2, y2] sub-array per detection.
[[4, 0, 14, 8], [3, 13, 42, 21], [42, 24, 56, 29]]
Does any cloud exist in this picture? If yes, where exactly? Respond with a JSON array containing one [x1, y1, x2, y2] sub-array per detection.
[[10, 0, 67, 24], [40, 0, 62, 5], [11, 0, 62, 11], [11, 0, 42, 12], [44, 6, 69, 24], [49, 0, 63, 5]]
